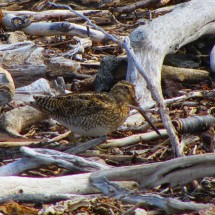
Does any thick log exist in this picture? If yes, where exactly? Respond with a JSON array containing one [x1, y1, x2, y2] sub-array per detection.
[[91, 153, 215, 189], [128, 0, 215, 106], [0, 154, 214, 213], [2, 13, 106, 42], [0, 174, 96, 196], [0, 154, 215, 196]]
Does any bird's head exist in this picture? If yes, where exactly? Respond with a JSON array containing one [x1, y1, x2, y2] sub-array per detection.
[[110, 80, 138, 106]]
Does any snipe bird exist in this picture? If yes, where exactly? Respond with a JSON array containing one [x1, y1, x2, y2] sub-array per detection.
[[33, 81, 137, 137]]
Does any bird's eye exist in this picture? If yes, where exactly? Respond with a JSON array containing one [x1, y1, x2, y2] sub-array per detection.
[[124, 86, 130, 90], [65, 96, 72, 100]]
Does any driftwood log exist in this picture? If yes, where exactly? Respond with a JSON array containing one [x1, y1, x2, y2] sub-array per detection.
[[128, 0, 215, 106], [0, 153, 214, 213], [7, 10, 107, 22], [90, 153, 215, 189], [0, 146, 109, 176], [2, 13, 106, 43]]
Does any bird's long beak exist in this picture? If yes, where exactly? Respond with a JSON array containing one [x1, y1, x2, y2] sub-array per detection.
[[128, 104, 161, 136]]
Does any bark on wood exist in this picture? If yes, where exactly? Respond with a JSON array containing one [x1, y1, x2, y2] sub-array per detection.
[[162, 65, 210, 83], [172, 115, 215, 134], [112, 0, 170, 16]]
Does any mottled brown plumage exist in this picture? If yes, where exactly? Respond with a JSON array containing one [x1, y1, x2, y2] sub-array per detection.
[[33, 81, 137, 136]]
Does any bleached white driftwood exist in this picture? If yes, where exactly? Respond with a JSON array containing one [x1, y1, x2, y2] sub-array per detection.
[[1, 153, 215, 195], [124, 0, 215, 156], [62, 36, 92, 58], [91, 153, 215, 193], [2, 13, 106, 42], [0, 174, 137, 197], [14, 78, 56, 102], [0, 154, 214, 213], [0, 106, 48, 137], [128, 0, 215, 106], [99, 129, 167, 148], [0, 173, 96, 196], [0, 146, 109, 176], [6, 10, 107, 22]]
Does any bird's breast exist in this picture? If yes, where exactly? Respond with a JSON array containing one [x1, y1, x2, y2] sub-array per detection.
[[52, 104, 130, 136]]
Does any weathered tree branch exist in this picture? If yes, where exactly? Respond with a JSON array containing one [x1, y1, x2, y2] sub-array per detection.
[[91, 153, 215, 189], [0, 153, 214, 213], [2, 13, 106, 42], [0, 146, 109, 176]]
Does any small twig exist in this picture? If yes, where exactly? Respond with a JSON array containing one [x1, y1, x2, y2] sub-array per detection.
[[110, 13, 138, 28], [48, 2, 121, 44], [65, 135, 107, 154], [100, 129, 168, 149], [50, 131, 71, 142]]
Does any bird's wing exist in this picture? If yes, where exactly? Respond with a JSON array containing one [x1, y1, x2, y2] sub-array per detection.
[[58, 92, 115, 116]]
